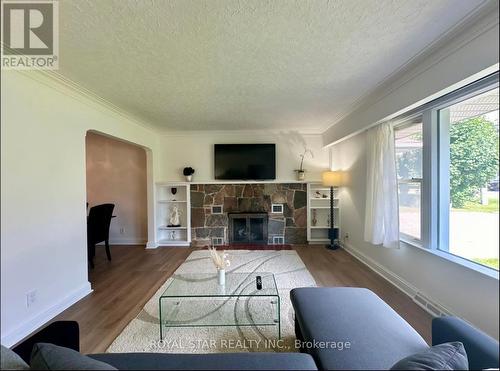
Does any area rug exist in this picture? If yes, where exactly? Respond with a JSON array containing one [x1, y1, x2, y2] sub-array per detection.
[[107, 249, 316, 353], [213, 244, 293, 250]]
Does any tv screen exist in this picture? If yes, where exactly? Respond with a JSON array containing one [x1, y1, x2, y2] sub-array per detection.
[[214, 144, 276, 180]]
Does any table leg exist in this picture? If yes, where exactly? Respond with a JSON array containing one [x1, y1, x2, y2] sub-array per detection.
[[159, 299, 163, 340], [277, 296, 281, 339]]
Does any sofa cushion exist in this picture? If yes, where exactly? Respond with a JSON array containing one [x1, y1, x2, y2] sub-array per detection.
[[1, 345, 30, 370], [89, 352, 318, 370], [30, 343, 117, 370], [432, 316, 499, 370], [291, 287, 428, 370], [390, 342, 468, 370]]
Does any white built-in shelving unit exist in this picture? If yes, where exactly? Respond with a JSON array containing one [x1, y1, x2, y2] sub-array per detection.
[[156, 183, 191, 246], [307, 183, 340, 244], [154, 180, 337, 246]]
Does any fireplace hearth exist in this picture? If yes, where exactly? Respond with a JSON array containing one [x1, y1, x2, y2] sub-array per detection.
[[229, 213, 268, 244]]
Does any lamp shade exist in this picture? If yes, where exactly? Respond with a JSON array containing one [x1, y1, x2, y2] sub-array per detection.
[[322, 171, 342, 187]]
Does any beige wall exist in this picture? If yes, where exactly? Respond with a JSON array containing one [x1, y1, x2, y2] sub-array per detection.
[[86, 132, 147, 244]]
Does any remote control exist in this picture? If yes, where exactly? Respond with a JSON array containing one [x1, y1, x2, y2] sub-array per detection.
[[256, 276, 262, 290]]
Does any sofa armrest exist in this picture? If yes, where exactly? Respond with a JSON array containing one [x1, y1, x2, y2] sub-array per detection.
[[432, 316, 499, 370], [11, 321, 80, 364]]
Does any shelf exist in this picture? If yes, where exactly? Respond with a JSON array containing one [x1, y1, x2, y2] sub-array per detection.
[[310, 206, 339, 209], [158, 240, 191, 247], [157, 183, 189, 187], [156, 183, 191, 248], [308, 183, 340, 244], [310, 198, 339, 201], [310, 226, 339, 229], [158, 180, 309, 185]]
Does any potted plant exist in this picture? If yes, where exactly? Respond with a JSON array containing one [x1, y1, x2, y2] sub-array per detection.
[[295, 148, 313, 181], [183, 167, 195, 182]]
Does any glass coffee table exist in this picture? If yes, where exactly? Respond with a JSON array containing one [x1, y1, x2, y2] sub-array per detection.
[[159, 272, 280, 339]]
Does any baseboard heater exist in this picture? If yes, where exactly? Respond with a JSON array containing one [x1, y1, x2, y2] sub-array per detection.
[[413, 292, 452, 317]]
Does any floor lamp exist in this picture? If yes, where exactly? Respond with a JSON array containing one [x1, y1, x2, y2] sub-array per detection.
[[322, 171, 342, 250]]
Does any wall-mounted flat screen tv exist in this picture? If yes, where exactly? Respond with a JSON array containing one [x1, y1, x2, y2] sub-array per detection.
[[214, 144, 276, 180]]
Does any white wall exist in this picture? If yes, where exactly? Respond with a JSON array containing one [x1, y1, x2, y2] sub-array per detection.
[[331, 132, 499, 339], [158, 131, 329, 182], [86, 132, 148, 245], [0, 71, 159, 346], [0, 72, 328, 347]]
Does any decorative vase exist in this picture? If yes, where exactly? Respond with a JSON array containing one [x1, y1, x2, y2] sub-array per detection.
[[296, 170, 305, 181], [217, 269, 226, 286], [312, 209, 317, 226], [185, 175, 192, 182]]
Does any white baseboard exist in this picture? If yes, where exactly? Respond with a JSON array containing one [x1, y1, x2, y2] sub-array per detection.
[[342, 242, 456, 318], [97, 238, 147, 245], [343, 242, 418, 298], [145, 241, 158, 249], [1, 282, 92, 348]]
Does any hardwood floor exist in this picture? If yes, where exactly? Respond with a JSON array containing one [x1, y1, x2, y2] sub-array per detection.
[[54, 245, 192, 353], [294, 246, 432, 344], [54, 244, 432, 354]]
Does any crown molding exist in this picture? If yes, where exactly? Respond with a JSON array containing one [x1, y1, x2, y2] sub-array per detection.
[[8, 68, 325, 136], [5, 0, 497, 138], [322, 0, 499, 134], [7, 68, 160, 134], [159, 129, 325, 137]]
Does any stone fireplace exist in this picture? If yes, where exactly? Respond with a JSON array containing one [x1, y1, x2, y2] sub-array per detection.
[[190, 183, 307, 246]]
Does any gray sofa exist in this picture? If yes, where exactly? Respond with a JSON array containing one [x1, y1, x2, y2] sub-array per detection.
[[291, 287, 499, 370], [9, 321, 317, 370], [292, 287, 428, 370], [88, 352, 317, 370], [7, 287, 499, 370]]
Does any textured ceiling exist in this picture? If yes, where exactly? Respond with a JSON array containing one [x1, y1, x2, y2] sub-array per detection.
[[58, 0, 485, 132]]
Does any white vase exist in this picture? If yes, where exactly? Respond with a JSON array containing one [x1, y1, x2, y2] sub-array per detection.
[[296, 170, 305, 181], [217, 269, 225, 286], [186, 175, 192, 182]]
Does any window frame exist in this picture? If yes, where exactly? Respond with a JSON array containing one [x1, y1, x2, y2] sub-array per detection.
[[391, 71, 499, 276], [394, 118, 424, 246]]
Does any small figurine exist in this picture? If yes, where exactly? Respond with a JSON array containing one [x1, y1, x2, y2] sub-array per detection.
[[168, 205, 181, 227]]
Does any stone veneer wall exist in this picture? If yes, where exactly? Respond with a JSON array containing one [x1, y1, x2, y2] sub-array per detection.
[[190, 183, 307, 245]]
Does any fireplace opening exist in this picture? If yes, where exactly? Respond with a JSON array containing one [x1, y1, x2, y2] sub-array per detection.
[[228, 213, 268, 244]]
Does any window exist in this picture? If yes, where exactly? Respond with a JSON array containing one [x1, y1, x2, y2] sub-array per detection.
[[392, 73, 499, 273], [438, 89, 499, 271], [395, 120, 423, 243]]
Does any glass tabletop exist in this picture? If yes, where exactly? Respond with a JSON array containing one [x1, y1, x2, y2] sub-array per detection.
[[160, 272, 278, 298]]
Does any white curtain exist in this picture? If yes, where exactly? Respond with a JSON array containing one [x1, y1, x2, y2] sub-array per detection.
[[364, 122, 400, 248]]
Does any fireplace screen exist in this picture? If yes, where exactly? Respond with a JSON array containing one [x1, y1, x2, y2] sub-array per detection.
[[229, 213, 268, 244]]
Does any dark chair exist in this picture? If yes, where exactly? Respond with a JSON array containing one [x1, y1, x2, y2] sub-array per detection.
[[87, 203, 115, 268]]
